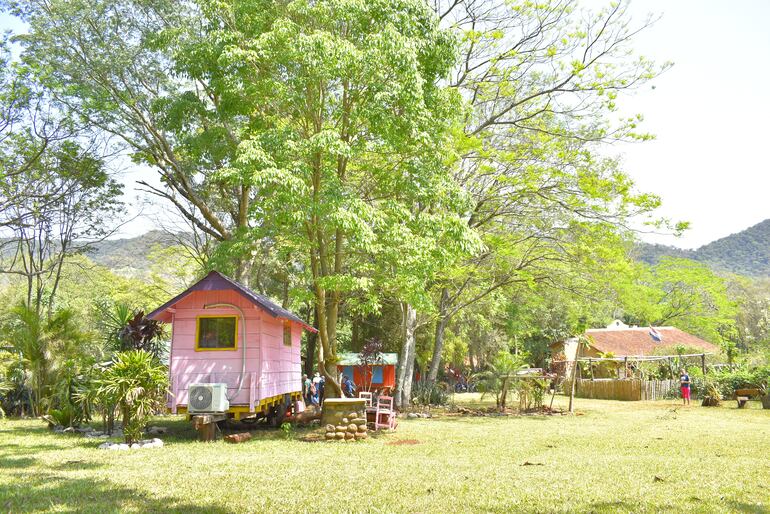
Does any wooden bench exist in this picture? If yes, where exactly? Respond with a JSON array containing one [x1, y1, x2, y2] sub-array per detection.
[[735, 388, 762, 408]]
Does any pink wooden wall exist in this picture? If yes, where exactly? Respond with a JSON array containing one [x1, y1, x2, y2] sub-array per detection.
[[168, 289, 302, 408]]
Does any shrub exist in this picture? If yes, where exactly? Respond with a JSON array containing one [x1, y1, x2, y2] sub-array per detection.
[[700, 377, 722, 407], [514, 378, 548, 411], [95, 350, 168, 444], [49, 404, 79, 427], [472, 351, 529, 409], [411, 381, 451, 406]]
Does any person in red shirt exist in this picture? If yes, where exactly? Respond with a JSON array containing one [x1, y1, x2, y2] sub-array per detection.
[[679, 369, 691, 406]]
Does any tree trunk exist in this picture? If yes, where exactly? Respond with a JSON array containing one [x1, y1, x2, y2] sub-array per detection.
[[310, 270, 341, 398], [404, 326, 417, 404], [427, 288, 449, 382], [352, 318, 360, 351], [568, 343, 581, 414], [304, 306, 318, 377], [499, 376, 510, 410], [395, 303, 417, 409]]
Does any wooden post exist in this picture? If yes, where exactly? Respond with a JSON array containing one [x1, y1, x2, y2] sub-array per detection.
[[589, 358, 594, 381], [701, 353, 706, 375], [624, 356, 628, 379], [667, 357, 674, 379], [192, 414, 226, 442]]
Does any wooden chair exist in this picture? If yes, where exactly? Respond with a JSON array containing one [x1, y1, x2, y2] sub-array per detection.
[[374, 395, 396, 430], [358, 391, 373, 408]]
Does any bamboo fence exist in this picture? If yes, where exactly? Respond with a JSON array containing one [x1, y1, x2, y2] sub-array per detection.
[[576, 378, 677, 401]]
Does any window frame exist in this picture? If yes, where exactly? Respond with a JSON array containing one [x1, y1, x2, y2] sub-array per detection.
[[195, 315, 239, 352], [283, 320, 292, 347]]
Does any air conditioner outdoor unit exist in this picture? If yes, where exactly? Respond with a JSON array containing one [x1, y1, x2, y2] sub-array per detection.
[[188, 383, 230, 413]]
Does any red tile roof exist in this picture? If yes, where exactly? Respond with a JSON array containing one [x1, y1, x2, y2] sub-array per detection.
[[584, 327, 719, 356]]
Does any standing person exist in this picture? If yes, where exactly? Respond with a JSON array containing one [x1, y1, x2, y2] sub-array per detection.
[[679, 368, 691, 406], [312, 372, 321, 406], [303, 374, 312, 405], [318, 375, 326, 404]]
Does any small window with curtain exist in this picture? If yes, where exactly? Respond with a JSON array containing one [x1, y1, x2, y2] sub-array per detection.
[[196, 316, 237, 350], [283, 321, 292, 347]]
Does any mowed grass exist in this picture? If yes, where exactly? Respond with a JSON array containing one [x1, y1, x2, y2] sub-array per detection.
[[1, 396, 768, 513]]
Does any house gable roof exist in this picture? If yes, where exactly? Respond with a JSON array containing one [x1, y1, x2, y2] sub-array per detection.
[[584, 326, 718, 356], [147, 270, 317, 332]]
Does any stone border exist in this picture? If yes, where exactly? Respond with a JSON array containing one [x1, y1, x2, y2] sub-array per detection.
[[98, 438, 164, 450]]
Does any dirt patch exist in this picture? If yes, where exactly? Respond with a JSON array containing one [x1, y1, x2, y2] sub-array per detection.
[[298, 431, 327, 443], [447, 405, 567, 417], [386, 439, 421, 446]]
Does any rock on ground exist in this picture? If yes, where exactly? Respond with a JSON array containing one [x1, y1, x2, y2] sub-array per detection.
[[98, 438, 164, 450]]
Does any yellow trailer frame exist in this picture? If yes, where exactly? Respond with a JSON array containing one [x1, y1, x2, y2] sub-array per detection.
[[173, 391, 303, 421]]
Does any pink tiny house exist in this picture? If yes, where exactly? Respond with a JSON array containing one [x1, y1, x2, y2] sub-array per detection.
[[148, 271, 316, 421]]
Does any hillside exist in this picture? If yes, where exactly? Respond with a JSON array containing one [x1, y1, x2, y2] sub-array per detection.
[[636, 219, 770, 277], [86, 230, 183, 276]]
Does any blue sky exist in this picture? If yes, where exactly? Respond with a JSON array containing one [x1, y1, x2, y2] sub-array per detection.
[[3, 1, 769, 248], [615, 0, 770, 248]]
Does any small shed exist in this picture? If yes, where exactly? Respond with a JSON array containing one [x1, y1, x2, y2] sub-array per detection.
[[147, 270, 316, 420], [336, 352, 397, 393]]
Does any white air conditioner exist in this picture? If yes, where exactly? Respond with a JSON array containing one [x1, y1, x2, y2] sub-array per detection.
[[188, 383, 230, 413]]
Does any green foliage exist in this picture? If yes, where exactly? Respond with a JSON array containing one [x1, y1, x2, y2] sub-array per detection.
[[280, 421, 294, 440], [678, 365, 770, 401], [95, 350, 168, 444], [514, 378, 548, 412], [99, 304, 166, 359], [1, 304, 87, 416], [615, 257, 737, 344], [473, 351, 529, 409], [48, 405, 79, 427], [411, 381, 451, 407]]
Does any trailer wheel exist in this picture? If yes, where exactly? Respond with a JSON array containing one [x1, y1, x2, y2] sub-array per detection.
[[267, 394, 291, 427]]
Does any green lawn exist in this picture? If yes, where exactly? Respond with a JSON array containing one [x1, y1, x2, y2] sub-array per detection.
[[1, 396, 768, 513]]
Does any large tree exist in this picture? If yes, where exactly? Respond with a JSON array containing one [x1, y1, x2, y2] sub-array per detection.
[[420, 0, 675, 382], [0, 43, 124, 316], [188, 0, 475, 397], [5, 0, 255, 272]]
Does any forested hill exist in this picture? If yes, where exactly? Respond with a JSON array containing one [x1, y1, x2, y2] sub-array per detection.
[[635, 219, 770, 277], [87, 230, 181, 275], [95, 220, 770, 279]]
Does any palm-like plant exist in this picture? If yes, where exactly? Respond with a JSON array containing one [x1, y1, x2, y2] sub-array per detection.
[[4, 304, 84, 416], [96, 350, 168, 444], [99, 303, 166, 359], [473, 351, 529, 409], [99, 301, 133, 351]]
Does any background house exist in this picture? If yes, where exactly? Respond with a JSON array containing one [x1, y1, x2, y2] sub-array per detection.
[[336, 352, 397, 393], [551, 320, 720, 378]]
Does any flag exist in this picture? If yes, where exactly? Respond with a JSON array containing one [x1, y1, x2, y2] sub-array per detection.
[[649, 326, 663, 343]]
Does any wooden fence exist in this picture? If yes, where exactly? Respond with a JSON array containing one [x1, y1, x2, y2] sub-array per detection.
[[576, 379, 677, 401]]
